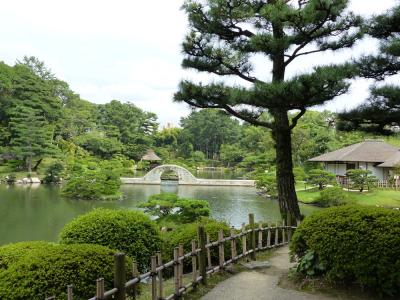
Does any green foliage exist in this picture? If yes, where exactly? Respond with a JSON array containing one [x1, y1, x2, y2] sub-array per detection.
[[313, 187, 349, 207], [43, 161, 64, 184], [5, 173, 16, 184], [255, 173, 277, 197], [346, 169, 378, 192], [62, 159, 122, 200], [296, 250, 326, 277], [59, 208, 162, 271], [74, 131, 123, 159], [307, 169, 336, 190], [140, 193, 210, 223], [0, 241, 132, 300], [291, 205, 400, 296]]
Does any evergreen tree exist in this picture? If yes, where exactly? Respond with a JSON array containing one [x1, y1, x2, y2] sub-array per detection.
[[9, 106, 57, 173], [338, 5, 400, 133], [174, 0, 362, 221]]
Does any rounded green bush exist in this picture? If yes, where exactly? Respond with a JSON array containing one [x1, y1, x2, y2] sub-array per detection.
[[162, 219, 236, 271], [313, 187, 349, 207], [0, 242, 132, 300], [291, 205, 400, 296], [60, 208, 162, 271]]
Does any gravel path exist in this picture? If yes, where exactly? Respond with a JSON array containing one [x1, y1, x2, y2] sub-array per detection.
[[200, 246, 337, 300]]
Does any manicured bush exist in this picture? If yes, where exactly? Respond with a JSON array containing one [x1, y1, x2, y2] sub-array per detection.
[[162, 219, 235, 271], [60, 208, 162, 271], [306, 169, 336, 190], [291, 205, 400, 296], [312, 187, 349, 207], [0, 242, 132, 300]]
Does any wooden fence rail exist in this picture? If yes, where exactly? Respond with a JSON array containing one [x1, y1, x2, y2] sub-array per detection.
[[46, 214, 297, 300]]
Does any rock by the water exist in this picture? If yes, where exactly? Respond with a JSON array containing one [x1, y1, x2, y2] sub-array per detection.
[[240, 260, 272, 270], [30, 177, 41, 184]]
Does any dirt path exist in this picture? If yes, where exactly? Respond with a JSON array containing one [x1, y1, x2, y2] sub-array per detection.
[[200, 246, 337, 300]]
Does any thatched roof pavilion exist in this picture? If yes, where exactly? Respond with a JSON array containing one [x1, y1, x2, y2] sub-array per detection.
[[141, 149, 161, 162]]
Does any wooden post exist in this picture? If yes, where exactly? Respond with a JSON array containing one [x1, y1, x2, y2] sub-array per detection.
[[282, 220, 286, 244], [197, 226, 207, 285], [249, 214, 256, 260], [287, 217, 292, 242], [230, 227, 237, 261], [191, 240, 197, 288], [132, 262, 139, 300], [206, 234, 212, 269], [267, 223, 271, 248], [258, 222, 263, 250], [178, 244, 184, 289], [174, 247, 180, 297], [241, 223, 247, 257], [157, 252, 163, 300], [67, 285, 73, 300], [151, 256, 157, 300], [96, 279, 105, 300], [275, 222, 279, 246], [114, 253, 126, 300], [218, 230, 225, 268]]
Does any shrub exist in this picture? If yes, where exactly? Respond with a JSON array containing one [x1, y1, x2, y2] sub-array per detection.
[[43, 161, 64, 184], [60, 208, 162, 271], [162, 219, 235, 271], [306, 169, 336, 190], [312, 187, 349, 207], [346, 169, 378, 192], [0, 242, 132, 300], [255, 173, 277, 197], [291, 205, 400, 296]]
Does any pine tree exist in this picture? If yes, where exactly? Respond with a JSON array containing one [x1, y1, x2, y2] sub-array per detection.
[[9, 106, 57, 173], [338, 5, 400, 133], [174, 0, 362, 221]]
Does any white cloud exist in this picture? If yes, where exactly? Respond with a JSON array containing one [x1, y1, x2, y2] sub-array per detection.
[[0, 0, 397, 126]]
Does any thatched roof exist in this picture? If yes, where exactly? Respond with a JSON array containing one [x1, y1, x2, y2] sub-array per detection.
[[377, 152, 400, 167], [142, 149, 161, 161], [309, 140, 399, 163]]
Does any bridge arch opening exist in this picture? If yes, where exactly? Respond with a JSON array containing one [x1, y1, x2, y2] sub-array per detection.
[[160, 169, 179, 182]]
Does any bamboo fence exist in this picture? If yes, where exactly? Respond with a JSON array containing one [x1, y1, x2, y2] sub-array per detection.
[[45, 213, 297, 300]]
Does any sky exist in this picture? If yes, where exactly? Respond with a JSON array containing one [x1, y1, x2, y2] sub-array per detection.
[[0, 0, 398, 126]]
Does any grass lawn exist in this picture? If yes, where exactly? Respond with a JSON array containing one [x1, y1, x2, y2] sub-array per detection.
[[297, 188, 400, 208]]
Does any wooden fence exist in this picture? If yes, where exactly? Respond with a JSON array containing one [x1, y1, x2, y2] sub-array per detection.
[[338, 177, 400, 189], [45, 214, 296, 300]]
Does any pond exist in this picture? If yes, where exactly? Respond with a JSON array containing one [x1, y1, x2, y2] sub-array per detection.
[[0, 184, 319, 246]]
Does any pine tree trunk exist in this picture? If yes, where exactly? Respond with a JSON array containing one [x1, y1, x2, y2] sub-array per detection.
[[26, 156, 32, 174], [272, 110, 301, 223]]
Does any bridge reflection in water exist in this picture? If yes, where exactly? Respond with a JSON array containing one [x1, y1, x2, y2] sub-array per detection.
[[121, 164, 255, 187]]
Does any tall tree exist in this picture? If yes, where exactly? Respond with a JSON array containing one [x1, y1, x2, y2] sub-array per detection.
[[338, 5, 400, 134], [174, 0, 362, 221]]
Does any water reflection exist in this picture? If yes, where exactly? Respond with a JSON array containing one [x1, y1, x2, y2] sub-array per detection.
[[0, 184, 319, 245]]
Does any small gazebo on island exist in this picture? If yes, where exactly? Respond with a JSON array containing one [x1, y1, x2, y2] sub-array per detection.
[[141, 149, 161, 169]]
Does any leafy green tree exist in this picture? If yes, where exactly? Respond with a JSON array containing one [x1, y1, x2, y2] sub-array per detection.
[[74, 131, 123, 159], [338, 5, 400, 133], [220, 144, 245, 167], [175, 0, 362, 221], [255, 173, 277, 198], [43, 161, 64, 184], [180, 109, 242, 159], [307, 169, 336, 190], [346, 169, 378, 192]]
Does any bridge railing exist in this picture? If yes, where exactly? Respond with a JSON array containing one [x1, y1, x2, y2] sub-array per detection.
[[45, 214, 296, 300]]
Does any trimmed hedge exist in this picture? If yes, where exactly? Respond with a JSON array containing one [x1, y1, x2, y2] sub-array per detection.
[[291, 205, 400, 296], [0, 242, 132, 300], [162, 219, 236, 271], [312, 187, 349, 207], [60, 208, 162, 271]]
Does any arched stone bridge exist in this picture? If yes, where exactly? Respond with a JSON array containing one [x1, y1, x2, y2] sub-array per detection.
[[121, 164, 255, 186]]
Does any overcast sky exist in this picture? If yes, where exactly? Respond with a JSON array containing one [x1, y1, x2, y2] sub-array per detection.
[[0, 0, 398, 126]]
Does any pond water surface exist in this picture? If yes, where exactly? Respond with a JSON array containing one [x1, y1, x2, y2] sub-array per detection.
[[0, 183, 319, 245]]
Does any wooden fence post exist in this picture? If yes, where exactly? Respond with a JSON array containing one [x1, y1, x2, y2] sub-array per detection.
[[267, 223, 271, 248], [197, 225, 207, 285], [67, 285, 73, 300], [282, 220, 286, 244], [218, 230, 225, 268], [114, 253, 126, 300], [157, 252, 163, 300], [275, 222, 279, 246], [132, 262, 139, 300], [174, 247, 180, 297], [151, 256, 157, 300], [230, 227, 237, 261], [178, 244, 184, 290], [258, 222, 263, 250], [249, 214, 256, 260], [96, 279, 105, 300], [191, 240, 198, 289], [241, 223, 247, 257], [206, 234, 212, 269], [287, 217, 292, 242]]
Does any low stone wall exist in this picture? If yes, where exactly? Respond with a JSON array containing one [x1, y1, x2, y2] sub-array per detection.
[[120, 177, 255, 187]]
